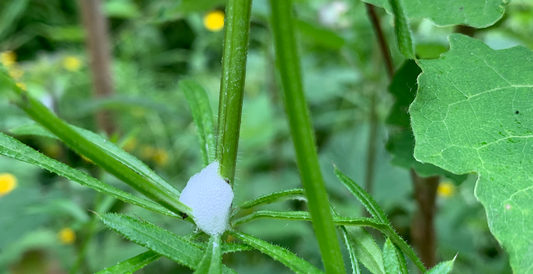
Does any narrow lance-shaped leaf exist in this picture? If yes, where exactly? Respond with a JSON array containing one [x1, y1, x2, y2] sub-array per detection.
[[389, 0, 415, 59], [340, 226, 361, 274], [410, 33, 533, 273], [228, 230, 323, 274], [0, 72, 191, 217], [343, 227, 385, 274], [180, 80, 216, 166], [232, 210, 426, 273], [99, 213, 235, 274], [95, 251, 161, 274], [382, 238, 407, 274], [0, 133, 179, 218], [426, 258, 455, 274], [193, 235, 222, 274], [232, 188, 306, 218], [334, 166, 390, 225]]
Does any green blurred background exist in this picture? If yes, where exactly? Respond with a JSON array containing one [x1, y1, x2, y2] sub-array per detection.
[[1, 0, 532, 273]]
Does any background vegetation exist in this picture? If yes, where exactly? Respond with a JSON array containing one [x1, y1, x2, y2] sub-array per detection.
[[1, 0, 532, 273]]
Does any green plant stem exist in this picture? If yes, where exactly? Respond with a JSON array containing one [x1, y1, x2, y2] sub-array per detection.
[[216, 0, 252, 185], [268, 1, 346, 273], [2, 80, 191, 217]]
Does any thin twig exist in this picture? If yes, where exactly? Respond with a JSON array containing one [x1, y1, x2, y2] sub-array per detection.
[[365, 3, 394, 79]]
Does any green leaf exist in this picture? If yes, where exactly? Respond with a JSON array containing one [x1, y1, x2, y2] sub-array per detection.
[[382, 238, 407, 274], [340, 227, 361, 274], [426, 258, 455, 274], [333, 166, 390, 225], [389, 0, 415, 59], [221, 243, 253, 253], [232, 188, 306, 217], [232, 210, 426, 273], [194, 235, 222, 274], [228, 230, 323, 274], [0, 133, 178, 218], [362, 0, 506, 28], [96, 251, 161, 274], [99, 213, 235, 273], [386, 60, 467, 183], [0, 0, 29, 40], [410, 33, 533, 273], [296, 20, 345, 50], [180, 80, 216, 167], [343, 227, 385, 274], [10, 123, 182, 201]]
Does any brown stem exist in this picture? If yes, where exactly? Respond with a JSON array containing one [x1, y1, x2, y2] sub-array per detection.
[[79, 0, 116, 135], [410, 170, 439, 268], [365, 3, 394, 79]]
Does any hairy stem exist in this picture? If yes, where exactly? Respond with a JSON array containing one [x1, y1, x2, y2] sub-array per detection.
[[216, 0, 253, 186], [269, 0, 346, 273]]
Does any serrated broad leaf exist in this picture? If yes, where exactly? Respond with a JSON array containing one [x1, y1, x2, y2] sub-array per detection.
[[228, 230, 323, 274], [344, 227, 385, 274], [386, 60, 467, 183], [194, 235, 222, 274], [426, 259, 455, 274], [410, 34, 533, 273], [96, 250, 161, 274], [99, 213, 235, 273], [389, 0, 415, 59], [362, 0, 506, 28], [180, 80, 216, 167], [333, 166, 390, 225], [0, 133, 179, 218]]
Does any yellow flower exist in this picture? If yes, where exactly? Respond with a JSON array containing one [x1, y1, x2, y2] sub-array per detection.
[[141, 145, 156, 159], [122, 137, 138, 152], [58, 228, 76, 244], [153, 149, 169, 166], [0, 173, 17, 197], [203, 10, 225, 32], [437, 181, 455, 198], [63, 56, 82, 72], [8, 67, 24, 80], [16, 82, 26, 91], [0, 51, 16, 67]]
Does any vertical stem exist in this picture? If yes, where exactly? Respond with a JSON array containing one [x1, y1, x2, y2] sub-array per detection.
[[79, 0, 116, 135], [269, 1, 346, 273], [410, 170, 439, 267], [365, 4, 394, 79], [216, 0, 252, 186], [364, 93, 378, 194]]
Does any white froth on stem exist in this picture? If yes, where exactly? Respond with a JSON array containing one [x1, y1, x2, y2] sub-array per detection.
[[179, 161, 234, 236]]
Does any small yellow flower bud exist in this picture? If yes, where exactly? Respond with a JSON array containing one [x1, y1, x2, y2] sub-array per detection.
[[58, 228, 76, 244], [63, 56, 82, 72], [203, 11, 225, 32], [0, 173, 17, 197], [437, 181, 455, 198]]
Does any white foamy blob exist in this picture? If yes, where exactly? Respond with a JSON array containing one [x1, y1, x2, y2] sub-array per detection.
[[179, 161, 233, 236]]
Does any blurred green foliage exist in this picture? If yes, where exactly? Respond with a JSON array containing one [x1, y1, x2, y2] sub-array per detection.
[[1, 0, 532, 273]]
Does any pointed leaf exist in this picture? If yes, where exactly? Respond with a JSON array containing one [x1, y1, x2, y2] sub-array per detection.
[[180, 80, 216, 166], [389, 0, 415, 59], [0, 133, 179, 218], [99, 213, 235, 273], [194, 235, 222, 274], [410, 34, 533, 273], [228, 230, 323, 274], [383, 238, 408, 274], [344, 227, 385, 274], [232, 188, 306, 217], [340, 226, 361, 274], [334, 166, 390, 225], [96, 251, 161, 274], [427, 258, 455, 274]]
